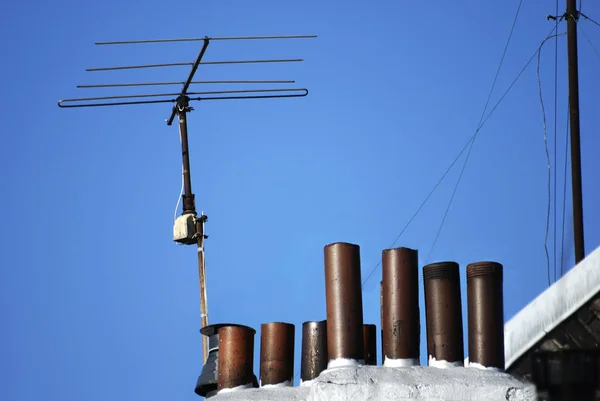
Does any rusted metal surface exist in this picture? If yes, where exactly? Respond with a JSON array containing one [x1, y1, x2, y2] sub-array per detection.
[[423, 261, 464, 365], [217, 325, 256, 391], [324, 242, 365, 363], [467, 261, 504, 370], [382, 247, 420, 363], [363, 324, 377, 365], [301, 321, 328, 382], [380, 281, 384, 362], [260, 322, 295, 386]]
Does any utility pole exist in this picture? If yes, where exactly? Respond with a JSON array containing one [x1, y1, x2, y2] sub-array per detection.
[[565, 0, 585, 264]]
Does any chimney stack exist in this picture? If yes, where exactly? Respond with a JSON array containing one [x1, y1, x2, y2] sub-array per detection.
[[423, 261, 464, 368], [363, 324, 377, 365], [217, 325, 257, 393], [382, 247, 420, 367], [260, 322, 295, 387], [324, 242, 365, 368], [467, 261, 505, 370], [300, 320, 328, 385]]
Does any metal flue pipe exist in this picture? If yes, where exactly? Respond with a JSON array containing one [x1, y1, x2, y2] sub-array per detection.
[[217, 325, 257, 392], [363, 324, 377, 365], [380, 281, 384, 363], [260, 322, 295, 387], [382, 247, 420, 367], [423, 262, 464, 368], [467, 261, 505, 370], [324, 242, 365, 368], [300, 321, 328, 385]]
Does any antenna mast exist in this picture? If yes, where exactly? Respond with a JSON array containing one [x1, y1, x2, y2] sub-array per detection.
[[58, 33, 316, 364], [565, 0, 585, 264]]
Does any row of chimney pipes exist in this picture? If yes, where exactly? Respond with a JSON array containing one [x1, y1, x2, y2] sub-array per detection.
[[195, 242, 505, 397]]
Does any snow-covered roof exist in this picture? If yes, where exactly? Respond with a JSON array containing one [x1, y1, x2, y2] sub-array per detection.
[[504, 245, 600, 369], [212, 365, 536, 401]]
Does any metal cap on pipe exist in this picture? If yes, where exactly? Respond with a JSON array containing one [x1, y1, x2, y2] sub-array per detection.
[[382, 247, 420, 366], [423, 261, 464, 367], [467, 261, 505, 370], [217, 325, 257, 392], [301, 320, 328, 384], [260, 322, 295, 387], [324, 242, 365, 367], [363, 324, 377, 365]]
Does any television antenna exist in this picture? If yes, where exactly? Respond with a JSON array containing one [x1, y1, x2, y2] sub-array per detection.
[[58, 33, 317, 363]]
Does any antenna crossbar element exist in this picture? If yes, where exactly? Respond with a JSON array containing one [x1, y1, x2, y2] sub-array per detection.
[[95, 34, 317, 45], [57, 88, 309, 108], [77, 80, 296, 88], [87, 58, 304, 72]]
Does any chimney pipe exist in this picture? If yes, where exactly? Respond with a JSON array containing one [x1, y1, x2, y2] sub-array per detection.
[[260, 322, 295, 387], [423, 261, 464, 368], [324, 242, 365, 368], [195, 323, 244, 398], [217, 325, 257, 393], [363, 324, 377, 365], [300, 320, 328, 386], [380, 281, 384, 364], [382, 247, 420, 367], [467, 261, 504, 370]]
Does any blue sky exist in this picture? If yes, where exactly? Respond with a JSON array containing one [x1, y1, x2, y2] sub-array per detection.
[[2, 0, 600, 400]]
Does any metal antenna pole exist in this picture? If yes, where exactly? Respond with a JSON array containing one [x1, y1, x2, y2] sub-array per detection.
[[176, 94, 210, 362], [565, 0, 585, 264]]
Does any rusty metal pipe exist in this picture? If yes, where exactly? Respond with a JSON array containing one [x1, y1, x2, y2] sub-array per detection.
[[380, 281, 384, 363], [382, 247, 420, 367], [363, 324, 377, 365], [324, 242, 364, 367], [423, 261, 464, 368], [300, 321, 328, 385], [217, 325, 256, 392], [467, 261, 504, 370], [260, 322, 295, 387]]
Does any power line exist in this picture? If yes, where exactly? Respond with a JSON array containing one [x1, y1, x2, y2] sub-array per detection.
[[361, 27, 563, 288], [537, 33, 553, 287], [579, 24, 600, 60], [425, 0, 523, 263], [580, 13, 600, 28]]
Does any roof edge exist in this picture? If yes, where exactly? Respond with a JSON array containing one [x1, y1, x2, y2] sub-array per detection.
[[504, 245, 600, 369]]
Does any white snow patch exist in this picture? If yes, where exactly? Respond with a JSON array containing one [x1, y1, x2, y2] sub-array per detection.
[[299, 379, 313, 387], [216, 383, 253, 394], [468, 362, 504, 372], [210, 365, 536, 401], [504, 245, 600, 369], [383, 357, 419, 367], [261, 380, 292, 389], [325, 358, 362, 369], [428, 355, 463, 368]]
